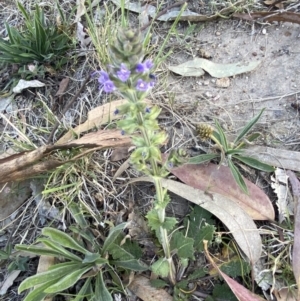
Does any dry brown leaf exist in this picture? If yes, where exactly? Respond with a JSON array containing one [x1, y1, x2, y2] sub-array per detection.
[[0, 130, 131, 184], [286, 170, 300, 300], [244, 146, 300, 172], [170, 163, 274, 221], [57, 99, 150, 145], [233, 11, 300, 25], [55, 77, 69, 97], [112, 158, 131, 182], [110, 147, 130, 162], [203, 241, 266, 301], [127, 275, 173, 301]]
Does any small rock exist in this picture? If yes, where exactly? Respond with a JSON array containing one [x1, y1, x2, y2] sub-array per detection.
[[215, 31, 221, 36], [203, 80, 209, 86], [216, 77, 230, 88], [262, 28, 267, 35], [205, 91, 212, 98]]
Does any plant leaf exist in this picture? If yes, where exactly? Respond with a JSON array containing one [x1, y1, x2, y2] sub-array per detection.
[[18, 262, 83, 292], [42, 227, 88, 255], [170, 232, 194, 259], [94, 272, 113, 301], [168, 162, 274, 220], [233, 155, 275, 172], [234, 108, 265, 146], [102, 222, 127, 255], [188, 153, 219, 164], [151, 258, 169, 277], [228, 158, 248, 194], [72, 278, 92, 301], [111, 259, 149, 271], [160, 179, 262, 263], [214, 119, 228, 151], [23, 279, 58, 301], [44, 266, 92, 293]]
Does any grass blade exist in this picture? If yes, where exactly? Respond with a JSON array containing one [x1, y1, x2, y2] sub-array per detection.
[[234, 108, 265, 145], [214, 119, 228, 151], [188, 153, 219, 164]]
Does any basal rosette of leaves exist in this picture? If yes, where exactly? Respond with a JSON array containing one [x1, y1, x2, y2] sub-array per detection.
[[0, 2, 73, 65], [191, 108, 275, 194]]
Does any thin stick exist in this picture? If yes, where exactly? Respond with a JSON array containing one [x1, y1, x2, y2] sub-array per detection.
[[47, 75, 91, 144]]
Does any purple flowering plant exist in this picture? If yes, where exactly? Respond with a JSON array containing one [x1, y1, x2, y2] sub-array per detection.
[[92, 28, 190, 286]]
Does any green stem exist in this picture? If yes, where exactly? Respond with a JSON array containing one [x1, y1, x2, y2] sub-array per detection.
[[137, 112, 176, 285]]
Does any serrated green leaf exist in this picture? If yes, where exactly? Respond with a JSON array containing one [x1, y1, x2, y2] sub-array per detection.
[[188, 153, 220, 164], [42, 228, 88, 255], [233, 155, 275, 172], [219, 257, 250, 278], [214, 120, 228, 151], [162, 217, 177, 231], [184, 206, 214, 238], [188, 268, 206, 281], [176, 280, 189, 290], [170, 232, 194, 259], [194, 224, 215, 252], [95, 272, 113, 301], [151, 258, 169, 277], [150, 279, 168, 288], [102, 223, 127, 254], [146, 210, 177, 232], [44, 266, 92, 293], [234, 108, 265, 145], [111, 259, 148, 271], [228, 159, 248, 194], [109, 239, 142, 261], [36, 238, 82, 261], [18, 262, 83, 293]]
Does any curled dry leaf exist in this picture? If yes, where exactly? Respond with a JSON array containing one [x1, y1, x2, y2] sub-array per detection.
[[203, 240, 266, 301], [0, 270, 21, 296], [169, 58, 261, 78], [170, 163, 274, 221], [128, 275, 172, 301], [12, 79, 45, 93], [286, 170, 300, 301], [55, 77, 70, 97]]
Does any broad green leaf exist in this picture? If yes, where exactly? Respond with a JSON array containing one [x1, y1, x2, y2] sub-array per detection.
[[228, 159, 248, 194], [214, 120, 228, 151], [42, 228, 88, 255], [146, 210, 177, 232], [150, 279, 168, 288], [15, 244, 80, 261], [170, 232, 194, 259], [194, 224, 215, 252], [233, 155, 275, 172], [109, 240, 142, 261], [44, 266, 92, 293], [188, 153, 219, 164], [111, 259, 148, 271], [23, 279, 58, 301], [151, 258, 169, 277], [18, 262, 83, 292], [68, 203, 88, 228], [235, 132, 261, 149], [101, 223, 127, 255], [225, 149, 244, 156], [212, 283, 239, 301], [37, 238, 82, 261], [95, 272, 113, 301], [187, 268, 206, 281], [234, 108, 265, 145], [218, 257, 251, 278]]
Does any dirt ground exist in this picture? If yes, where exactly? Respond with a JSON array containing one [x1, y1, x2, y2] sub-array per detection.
[[0, 0, 300, 300]]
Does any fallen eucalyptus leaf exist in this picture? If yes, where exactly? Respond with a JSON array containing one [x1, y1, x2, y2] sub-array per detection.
[[169, 58, 261, 78], [204, 241, 266, 301], [13, 79, 45, 93], [170, 163, 274, 221]]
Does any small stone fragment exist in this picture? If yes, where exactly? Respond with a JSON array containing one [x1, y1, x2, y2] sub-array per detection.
[[216, 77, 230, 88]]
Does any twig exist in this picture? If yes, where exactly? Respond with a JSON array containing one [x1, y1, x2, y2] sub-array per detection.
[[140, 1, 186, 31], [47, 75, 91, 144]]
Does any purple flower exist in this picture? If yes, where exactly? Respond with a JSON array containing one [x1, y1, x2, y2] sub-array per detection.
[[136, 59, 154, 73], [117, 64, 131, 82], [121, 130, 125, 135], [103, 80, 115, 93], [136, 79, 149, 91], [97, 71, 110, 84], [145, 107, 151, 113], [114, 109, 119, 115]]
